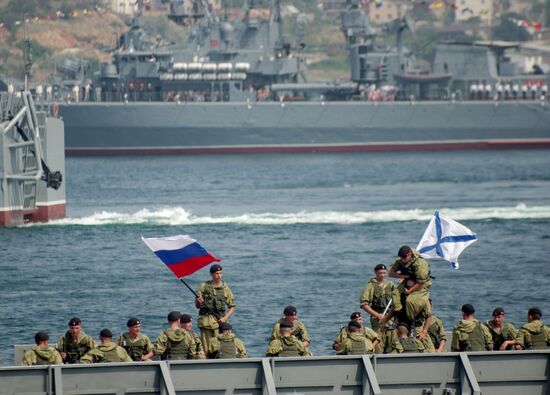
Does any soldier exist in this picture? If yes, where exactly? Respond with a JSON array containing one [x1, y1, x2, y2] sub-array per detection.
[[451, 304, 493, 352], [395, 322, 424, 353], [360, 264, 395, 333], [389, 246, 432, 324], [154, 311, 196, 360], [116, 317, 154, 361], [56, 317, 95, 364], [338, 321, 376, 355], [516, 307, 550, 350], [195, 264, 236, 355], [22, 331, 63, 366], [266, 321, 308, 357], [483, 308, 519, 351], [271, 305, 311, 354], [208, 322, 248, 358], [381, 279, 435, 353], [332, 312, 380, 353], [180, 314, 206, 359], [427, 299, 447, 353], [80, 329, 132, 363]]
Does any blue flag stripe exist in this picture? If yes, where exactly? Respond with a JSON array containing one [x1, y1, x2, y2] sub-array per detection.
[[440, 235, 477, 243], [154, 242, 209, 265]]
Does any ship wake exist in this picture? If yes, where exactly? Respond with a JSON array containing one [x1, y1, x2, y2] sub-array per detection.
[[31, 203, 550, 226]]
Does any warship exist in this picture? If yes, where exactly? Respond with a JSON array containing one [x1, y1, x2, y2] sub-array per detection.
[[50, 0, 550, 155], [0, 88, 65, 226]]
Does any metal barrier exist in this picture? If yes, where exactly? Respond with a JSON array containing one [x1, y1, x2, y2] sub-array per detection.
[[3, 351, 549, 395]]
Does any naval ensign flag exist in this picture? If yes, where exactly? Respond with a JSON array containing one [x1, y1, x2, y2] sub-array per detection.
[[416, 211, 477, 269]]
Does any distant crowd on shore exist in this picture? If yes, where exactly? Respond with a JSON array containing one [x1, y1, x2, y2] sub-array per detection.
[[22, 247, 550, 365]]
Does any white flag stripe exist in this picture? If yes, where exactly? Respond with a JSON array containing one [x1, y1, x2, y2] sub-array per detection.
[[417, 211, 477, 269], [141, 235, 196, 252]]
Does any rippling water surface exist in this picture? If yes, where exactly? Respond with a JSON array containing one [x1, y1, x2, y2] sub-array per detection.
[[1, 151, 549, 364]]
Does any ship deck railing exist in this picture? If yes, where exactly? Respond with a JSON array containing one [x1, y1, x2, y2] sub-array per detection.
[[3, 349, 549, 394]]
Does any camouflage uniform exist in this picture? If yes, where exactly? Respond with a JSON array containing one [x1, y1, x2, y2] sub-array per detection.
[[22, 346, 63, 366], [390, 249, 432, 322], [483, 319, 518, 351], [208, 332, 247, 358], [265, 335, 307, 357], [395, 336, 425, 353], [80, 341, 132, 363], [187, 330, 206, 359], [428, 314, 447, 351], [516, 320, 550, 350], [116, 332, 154, 361], [56, 331, 95, 363], [359, 278, 396, 332], [154, 328, 196, 360], [333, 325, 380, 354], [451, 319, 493, 351], [339, 332, 376, 355], [271, 318, 311, 355], [197, 280, 236, 355]]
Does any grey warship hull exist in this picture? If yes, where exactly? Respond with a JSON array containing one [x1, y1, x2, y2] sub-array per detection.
[[60, 100, 550, 155]]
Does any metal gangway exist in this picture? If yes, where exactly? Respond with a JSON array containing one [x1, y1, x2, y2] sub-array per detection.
[[3, 350, 550, 395]]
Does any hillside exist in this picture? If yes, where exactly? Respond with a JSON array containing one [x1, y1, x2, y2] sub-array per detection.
[[0, 1, 349, 82]]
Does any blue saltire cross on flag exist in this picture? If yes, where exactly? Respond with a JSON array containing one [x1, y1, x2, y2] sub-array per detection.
[[416, 211, 477, 269]]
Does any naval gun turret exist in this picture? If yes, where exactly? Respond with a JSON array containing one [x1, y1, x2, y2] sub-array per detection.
[[341, 0, 414, 85]]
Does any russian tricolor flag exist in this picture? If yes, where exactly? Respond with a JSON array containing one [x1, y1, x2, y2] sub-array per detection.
[[142, 235, 220, 278]]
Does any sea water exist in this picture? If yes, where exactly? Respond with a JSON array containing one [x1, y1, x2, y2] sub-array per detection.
[[1, 150, 549, 364]]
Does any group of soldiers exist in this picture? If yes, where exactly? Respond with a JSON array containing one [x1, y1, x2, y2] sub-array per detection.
[[23, 249, 550, 365]]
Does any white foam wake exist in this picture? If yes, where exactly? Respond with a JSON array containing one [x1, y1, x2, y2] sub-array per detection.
[[34, 203, 550, 226]]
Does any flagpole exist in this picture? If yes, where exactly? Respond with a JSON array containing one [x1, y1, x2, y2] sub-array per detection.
[[179, 278, 221, 319]]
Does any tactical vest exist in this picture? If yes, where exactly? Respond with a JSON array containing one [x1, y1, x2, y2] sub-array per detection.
[[279, 338, 300, 357], [349, 337, 367, 355], [100, 348, 122, 363], [525, 329, 548, 350], [63, 333, 90, 363], [199, 282, 227, 317], [34, 352, 50, 365], [461, 322, 485, 351], [487, 323, 512, 350], [371, 282, 393, 312], [400, 337, 420, 353], [218, 338, 238, 358], [121, 334, 148, 361], [166, 337, 190, 360]]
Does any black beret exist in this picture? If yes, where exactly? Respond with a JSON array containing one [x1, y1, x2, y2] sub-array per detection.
[[529, 307, 542, 317], [35, 331, 49, 343], [461, 304, 475, 315], [100, 328, 112, 338], [219, 322, 232, 331], [283, 305, 297, 316], [167, 311, 182, 322], [398, 245, 412, 258], [350, 312, 362, 320], [210, 264, 223, 273], [68, 317, 81, 326], [492, 307, 505, 317], [180, 314, 192, 324], [127, 317, 141, 327], [374, 264, 387, 271]]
